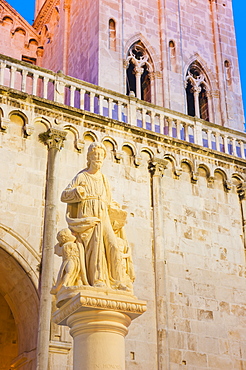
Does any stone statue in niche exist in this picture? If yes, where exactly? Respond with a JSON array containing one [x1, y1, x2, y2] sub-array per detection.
[[51, 142, 135, 296]]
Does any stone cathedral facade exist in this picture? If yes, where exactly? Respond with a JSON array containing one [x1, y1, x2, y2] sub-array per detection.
[[0, 0, 246, 369]]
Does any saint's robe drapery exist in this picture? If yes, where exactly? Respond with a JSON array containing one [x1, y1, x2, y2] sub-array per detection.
[[61, 169, 123, 288]]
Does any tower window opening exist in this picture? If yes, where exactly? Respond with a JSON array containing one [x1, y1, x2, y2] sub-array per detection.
[[126, 41, 153, 102], [185, 62, 210, 122], [109, 19, 116, 51]]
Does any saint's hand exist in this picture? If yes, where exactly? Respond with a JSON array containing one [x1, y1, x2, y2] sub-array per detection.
[[76, 186, 85, 198]]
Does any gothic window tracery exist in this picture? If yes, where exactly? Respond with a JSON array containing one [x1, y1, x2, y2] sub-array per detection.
[[185, 62, 210, 122], [125, 41, 153, 103]]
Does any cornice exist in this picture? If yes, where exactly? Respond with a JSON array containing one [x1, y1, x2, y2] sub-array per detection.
[[33, 0, 59, 32], [0, 0, 40, 39]]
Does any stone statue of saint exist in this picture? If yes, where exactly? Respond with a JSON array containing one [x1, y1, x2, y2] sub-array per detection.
[[58, 142, 135, 292]]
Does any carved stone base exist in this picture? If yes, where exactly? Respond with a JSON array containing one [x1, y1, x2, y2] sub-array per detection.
[[53, 290, 147, 370]]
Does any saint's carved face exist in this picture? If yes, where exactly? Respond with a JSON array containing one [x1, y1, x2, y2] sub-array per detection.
[[88, 148, 105, 171]]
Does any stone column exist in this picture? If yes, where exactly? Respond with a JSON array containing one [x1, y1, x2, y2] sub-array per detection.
[[149, 72, 156, 105], [53, 291, 147, 370], [36, 128, 67, 370], [148, 159, 169, 370], [192, 86, 201, 118], [134, 66, 144, 100], [207, 91, 214, 123]]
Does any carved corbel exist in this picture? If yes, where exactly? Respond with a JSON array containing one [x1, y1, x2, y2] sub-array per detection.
[[24, 124, 35, 137], [24, 32, 30, 48], [134, 155, 142, 167], [75, 138, 84, 153], [148, 158, 168, 177], [36, 47, 44, 58], [174, 167, 182, 179], [114, 150, 123, 163], [39, 128, 67, 150], [0, 117, 10, 131], [237, 183, 246, 200], [207, 176, 215, 188], [224, 180, 232, 193], [191, 172, 199, 183], [10, 21, 16, 35]]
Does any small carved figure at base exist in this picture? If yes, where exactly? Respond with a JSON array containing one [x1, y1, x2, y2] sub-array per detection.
[[51, 228, 83, 295]]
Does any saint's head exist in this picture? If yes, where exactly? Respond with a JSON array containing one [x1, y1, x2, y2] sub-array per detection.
[[87, 142, 107, 172]]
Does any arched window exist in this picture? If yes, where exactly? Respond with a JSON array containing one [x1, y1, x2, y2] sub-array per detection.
[[169, 40, 176, 72], [109, 19, 116, 51], [185, 62, 210, 122], [224, 60, 232, 87], [125, 41, 153, 102]]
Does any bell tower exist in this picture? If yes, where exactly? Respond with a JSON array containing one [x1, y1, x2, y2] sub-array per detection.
[[34, 0, 244, 130]]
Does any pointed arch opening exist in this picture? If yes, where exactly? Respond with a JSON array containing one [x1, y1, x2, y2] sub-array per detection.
[[185, 61, 211, 122], [126, 41, 153, 103]]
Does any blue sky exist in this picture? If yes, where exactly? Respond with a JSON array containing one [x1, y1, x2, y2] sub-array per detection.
[[6, 0, 246, 124]]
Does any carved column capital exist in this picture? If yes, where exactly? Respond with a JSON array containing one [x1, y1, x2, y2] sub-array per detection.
[[237, 183, 246, 200], [191, 85, 201, 95], [148, 158, 168, 177], [133, 66, 144, 76], [39, 128, 67, 150]]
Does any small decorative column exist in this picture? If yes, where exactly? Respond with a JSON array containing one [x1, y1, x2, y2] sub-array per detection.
[[53, 291, 146, 370], [207, 91, 214, 123], [192, 86, 201, 118], [37, 128, 67, 370], [134, 66, 144, 100]]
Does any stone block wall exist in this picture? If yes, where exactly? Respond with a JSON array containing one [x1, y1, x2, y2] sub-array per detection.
[[0, 86, 246, 368]]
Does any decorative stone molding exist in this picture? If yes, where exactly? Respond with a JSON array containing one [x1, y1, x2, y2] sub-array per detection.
[[224, 180, 232, 192], [33, 0, 59, 32], [74, 138, 84, 152], [174, 167, 182, 178], [39, 128, 67, 150], [24, 124, 35, 137], [134, 155, 142, 166], [191, 171, 199, 183], [114, 150, 123, 162], [53, 291, 146, 370], [237, 183, 246, 200], [0, 117, 10, 131], [53, 290, 147, 325]]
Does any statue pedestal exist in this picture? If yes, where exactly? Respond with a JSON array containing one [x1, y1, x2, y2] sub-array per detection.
[[52, 289, 147, 370]]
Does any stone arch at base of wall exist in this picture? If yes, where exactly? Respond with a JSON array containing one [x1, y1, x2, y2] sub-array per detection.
[[0, 225, 40, 370]]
